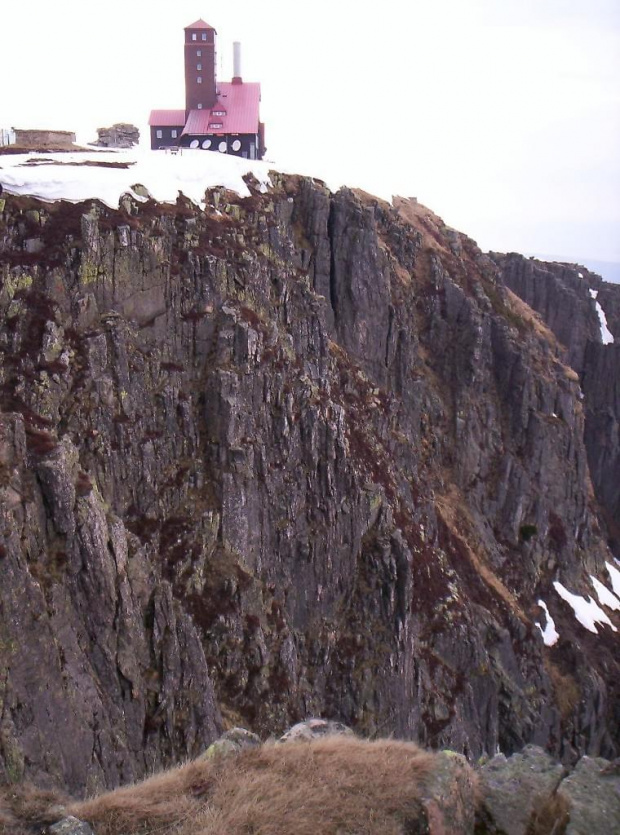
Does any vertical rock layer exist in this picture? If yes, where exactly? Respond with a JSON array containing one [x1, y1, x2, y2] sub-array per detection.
[[493, 252, 620, 554], [0, 182, 617, 793]]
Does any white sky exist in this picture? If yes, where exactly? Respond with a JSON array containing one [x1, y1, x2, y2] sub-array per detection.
[[1, 0, 619, 263]]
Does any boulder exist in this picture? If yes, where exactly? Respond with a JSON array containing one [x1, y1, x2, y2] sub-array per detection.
[[47, 817, 95, 835], [559, 756, 620, 834], [419, 750, 477, 834], [92, 123, 139, 148], [202, 727, 261, 758], [477, 745, 565, 834], [278, 718, 355, 743]]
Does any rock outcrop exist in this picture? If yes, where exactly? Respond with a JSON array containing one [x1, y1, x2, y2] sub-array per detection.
[[477, 744, 620, 834], [493, 252, 620, 556], [0, 180, 618, 795], [90, 124, 140, 149]]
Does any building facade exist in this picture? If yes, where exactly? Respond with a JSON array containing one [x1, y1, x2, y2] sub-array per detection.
[[149, 19, 265, 159]]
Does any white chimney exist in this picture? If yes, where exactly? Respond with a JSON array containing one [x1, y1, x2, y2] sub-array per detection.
[[233, 41, 242, 83]]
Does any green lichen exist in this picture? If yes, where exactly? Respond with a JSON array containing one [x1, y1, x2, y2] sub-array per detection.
[[79, 261, 99, 286], [3, 273, 33, 303], [0, 729, 25, 783]]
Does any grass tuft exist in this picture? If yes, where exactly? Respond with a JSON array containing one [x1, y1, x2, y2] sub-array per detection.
[[67, 737, 439, 835]]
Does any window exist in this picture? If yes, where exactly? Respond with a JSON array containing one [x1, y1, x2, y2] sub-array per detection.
[[197, 76, 202, 84], [197, 103, 203, 110], [156, 130, 163, 139], [171, 129, 178, 138], [197, 64, 202, 70], [209, 122, 223, 129], [192, 33, 197, 41], [197, 50, 202, 56], [202, 33, 207, 41], [212, 110, 226, 116]]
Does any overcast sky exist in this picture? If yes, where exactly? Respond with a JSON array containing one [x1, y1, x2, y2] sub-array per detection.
[[2, 1, 619, 266]]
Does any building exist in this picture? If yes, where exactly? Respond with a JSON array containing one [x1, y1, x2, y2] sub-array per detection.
[[12, 129, 76, 148], [149, 19, 265, 159]]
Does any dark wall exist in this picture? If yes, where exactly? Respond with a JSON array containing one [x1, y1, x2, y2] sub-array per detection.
[[185, 29, 216, 111], [182, 133, 259, 158], [150, 125, 185, 150]]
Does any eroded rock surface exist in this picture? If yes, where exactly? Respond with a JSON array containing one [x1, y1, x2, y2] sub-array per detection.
[[476, 745, 620, 834], [0, 181, 618, 794], [493, 252, 620, 559], [477, 746, 565, 834], [91, 124, 140, 149], [559, 756, 620, 835]]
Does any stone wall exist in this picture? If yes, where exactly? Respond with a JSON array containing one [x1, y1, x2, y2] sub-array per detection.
[[12, 129, 76, 148]]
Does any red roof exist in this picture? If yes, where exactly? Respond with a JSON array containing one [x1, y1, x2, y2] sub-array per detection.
[[185, 19, 215, 30], [148, 109, 186, 127], [182, 83, 261, 136]]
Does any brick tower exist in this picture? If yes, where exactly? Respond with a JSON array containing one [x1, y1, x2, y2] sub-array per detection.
[[184, 19, 217, 113]]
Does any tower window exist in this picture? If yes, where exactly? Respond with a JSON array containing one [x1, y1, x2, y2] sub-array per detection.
[[197, 64, 202, 70], [192, 34, 197, 41], [197, 50, 201, 56], [202, 33, 207, 41], [197, 76, 202, 84]]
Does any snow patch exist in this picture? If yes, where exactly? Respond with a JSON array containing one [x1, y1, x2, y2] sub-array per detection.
[[536, 599, 560, 646], [0, 148, 272, 208], [606, 562, 620, 598], [589, 289, 614, 344], [554, 581, 617, 634], [590, 575, 620, 611]]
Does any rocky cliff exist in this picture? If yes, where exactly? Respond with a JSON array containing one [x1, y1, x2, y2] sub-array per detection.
[[493, 253, 620, 557], [0, 177, 618, 794]]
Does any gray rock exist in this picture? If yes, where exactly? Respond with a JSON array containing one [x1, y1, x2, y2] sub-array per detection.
[[0, 177, 618, 794], [92, 123, 139, 148], [477, 745, 565, 835], [202, 727, 261, 758], [418, 750, 477, 835], [130, 183, 153, 200], [279, 719, 355, 743], [25, 237, 44, 254], [47, 817, 95, 835], [560, 756, 620, 834], [493, 251, 620, 564]]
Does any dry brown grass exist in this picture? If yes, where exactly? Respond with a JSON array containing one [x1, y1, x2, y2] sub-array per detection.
[[392, 196, 453, 258], [546, 662, 581, 720], [436, 486, 529, 624], [0, 782, 67, 835], [503, 290, 559, 346], [69, 737, 437, 835], [526, 790, 570, 835]]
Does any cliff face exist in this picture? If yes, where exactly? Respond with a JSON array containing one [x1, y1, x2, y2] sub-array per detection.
[[0, 179, 618, 794], [493, 252, 620, 556]]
